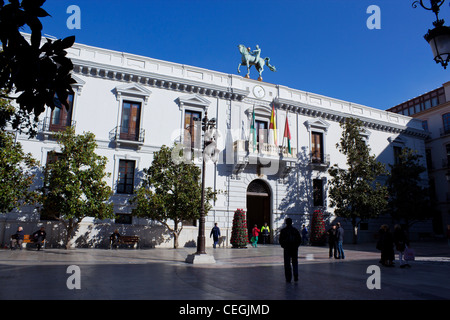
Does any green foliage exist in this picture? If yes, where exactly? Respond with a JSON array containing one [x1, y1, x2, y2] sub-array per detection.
[[328, 118, 388, 242], [230, 208, 248, 248], [131, 144, 216, 248], [0, 0, 76, 136], [41, 127, 113, 248], [386, 148, 432, 227], [0, 128, 38, 213]]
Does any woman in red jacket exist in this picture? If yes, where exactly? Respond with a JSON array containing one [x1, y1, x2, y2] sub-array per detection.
[[251, 224, 260, 248]]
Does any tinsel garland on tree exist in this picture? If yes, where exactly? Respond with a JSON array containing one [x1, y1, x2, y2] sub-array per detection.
[[230, 208, 248, 248]]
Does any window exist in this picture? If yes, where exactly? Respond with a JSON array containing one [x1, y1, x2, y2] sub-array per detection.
[[119, 101, 142, 141], [115, 214, 132, 224], [313, 179, 324, 207], [422, 120, 429, 132], [426, 149, 432, 172], [49, 94, 74, 132], [446, 144, 450, 168], [311, 132, 324, 163], [393, 146, 402, 165], [443, 113, 450, 135], [255, 120, 268, 146], [184, 110, 202, 149], [117, 160, 135, 194]]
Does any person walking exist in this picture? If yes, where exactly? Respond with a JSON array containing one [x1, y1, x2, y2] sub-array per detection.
[[326, 224, 338, 258], [32, 226, 46, 251], [393, 224, 410, 268], [301, 224, 308, 245], [261, 222, 270, 245], [336, 222, 345, 259], [279, 218, 301, 283], [210, 222, 221, 248], [379, 224, 395, 267], [251, 224, 260, 247]]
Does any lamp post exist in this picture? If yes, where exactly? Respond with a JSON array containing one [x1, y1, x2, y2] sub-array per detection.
[[186, 111, 219, 264], [413, 0, 450, 69]]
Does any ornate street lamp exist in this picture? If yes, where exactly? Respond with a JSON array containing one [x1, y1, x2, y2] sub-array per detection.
[[186, 111, 219, 264], [413, 0, 450, 69]]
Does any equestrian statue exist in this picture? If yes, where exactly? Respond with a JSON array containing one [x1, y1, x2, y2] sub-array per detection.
[[237, 44, 276, 81]]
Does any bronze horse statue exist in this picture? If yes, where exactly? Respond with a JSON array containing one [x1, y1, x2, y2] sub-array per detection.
[[237, 44, 276, 81]]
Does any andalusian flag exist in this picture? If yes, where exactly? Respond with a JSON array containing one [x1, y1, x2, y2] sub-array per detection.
[[250, 106, 256, 152], [268, 104, 277, 146], [283, 112, 291, 154]]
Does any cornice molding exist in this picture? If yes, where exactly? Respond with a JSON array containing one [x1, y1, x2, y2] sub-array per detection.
[[71, 58, 249, 102], [274, 97, 429, 139]]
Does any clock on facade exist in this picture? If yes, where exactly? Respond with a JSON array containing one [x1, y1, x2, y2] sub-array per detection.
[[253, 85, 265, 99]]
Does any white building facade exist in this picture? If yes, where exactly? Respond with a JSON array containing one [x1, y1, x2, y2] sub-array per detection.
[[0, 39, 430, 248]]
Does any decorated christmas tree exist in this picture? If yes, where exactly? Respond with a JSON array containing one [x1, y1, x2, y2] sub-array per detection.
[[311, 209, 326, 245], [230, 208, 248, 248]]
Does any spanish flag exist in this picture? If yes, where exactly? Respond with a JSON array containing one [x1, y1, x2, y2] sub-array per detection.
[[268, 104, 277, 146]]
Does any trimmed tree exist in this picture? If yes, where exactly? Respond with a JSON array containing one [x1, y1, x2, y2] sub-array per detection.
[[131, 144, 216, 249], [40, 127, 113, 248], [328, 118, 388, 243], [310, 209, 326, 245], [230, 208, 248, 248]]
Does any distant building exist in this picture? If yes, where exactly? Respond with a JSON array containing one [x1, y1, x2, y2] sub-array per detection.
[[0, 36, 430, 248], [387, 81, 450, 234]]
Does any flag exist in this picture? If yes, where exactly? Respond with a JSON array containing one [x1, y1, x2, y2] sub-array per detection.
[[250, 106, 256, 152], [283, 112, 291, 154], [268, 104, 277, 146]]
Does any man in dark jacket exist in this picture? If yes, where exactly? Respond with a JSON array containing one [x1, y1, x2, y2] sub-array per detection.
[[327, 224, 338, 258], [10, 226, 25, 250], [279, 218, 301, 283], [210, 223, 221, 248], [32, 227, 47, 251], [336, 222, 345, 259]]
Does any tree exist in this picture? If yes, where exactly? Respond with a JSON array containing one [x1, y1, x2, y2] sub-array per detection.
[[0, 0, 76, 136], [328, 118, 388, 243], [131, 144, 216, 249], [230, 208, 248, 248], [386, 147, 433, 229], [40, 127, 113, 248], [0, 119, 38, 213]]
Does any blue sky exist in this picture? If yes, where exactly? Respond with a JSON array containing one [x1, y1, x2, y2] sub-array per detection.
[[38, 0, 449, 110]]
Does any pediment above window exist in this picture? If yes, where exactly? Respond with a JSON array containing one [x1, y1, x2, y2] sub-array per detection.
[[115, 83, 152, 103], [177, 94, 211, 109], [388, 135, 406, 145], [245, 105, 272, 118], [304, 118, 330, 132], [71, 75, 86, 95]]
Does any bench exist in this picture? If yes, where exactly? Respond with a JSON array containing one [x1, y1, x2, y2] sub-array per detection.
[[110, 235, 140, 249], [10, 234, 46, 249]]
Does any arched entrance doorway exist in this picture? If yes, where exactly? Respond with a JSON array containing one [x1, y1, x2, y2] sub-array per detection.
[[246, 179, 271, 244]]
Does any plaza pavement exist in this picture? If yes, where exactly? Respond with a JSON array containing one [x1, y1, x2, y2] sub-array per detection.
[[0, 240, 449, 302]]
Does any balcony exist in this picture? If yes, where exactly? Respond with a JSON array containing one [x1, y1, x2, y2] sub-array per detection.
[[109, 126, 145, 149], [309, 153, 330, 170], [40, 116, 76, 139], [232, 139, 297, 178]]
